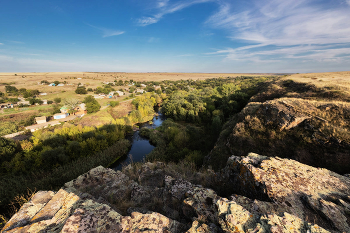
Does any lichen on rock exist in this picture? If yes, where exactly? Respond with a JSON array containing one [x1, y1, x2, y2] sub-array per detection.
[[2, 154, 350, 232]]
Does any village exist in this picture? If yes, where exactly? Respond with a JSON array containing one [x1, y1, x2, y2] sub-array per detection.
[[0, 77, 163, 138]]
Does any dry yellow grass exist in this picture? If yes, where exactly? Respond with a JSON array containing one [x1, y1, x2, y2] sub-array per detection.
[[282, 71, 350, 92], [0, 71, 273, 93]]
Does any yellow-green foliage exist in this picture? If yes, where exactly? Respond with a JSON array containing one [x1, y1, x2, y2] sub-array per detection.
[[129, 92, 162, 124], [2, 122, 128, 173]]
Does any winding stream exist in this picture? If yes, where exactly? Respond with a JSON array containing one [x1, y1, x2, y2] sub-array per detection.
[[112, 111, 165, 170]]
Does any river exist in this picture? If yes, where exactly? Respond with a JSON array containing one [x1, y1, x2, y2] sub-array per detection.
[[111, 111, 165, 170]]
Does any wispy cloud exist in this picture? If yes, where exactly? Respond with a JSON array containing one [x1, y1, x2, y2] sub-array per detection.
[[7, 40, 24, 44], [87, 24, 125, 37], [0, 43, 3, 45], [138, 0, 212, 26], [157, 0, 169, 8], [206, 0, 350, 63]]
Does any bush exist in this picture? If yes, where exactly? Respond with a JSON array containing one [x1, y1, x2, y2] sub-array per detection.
[[54, 98, 61, 104], [0, 123, 18, 136], [51, 105, 61, 115], [75, 87, 87, 94], [28, 98, 42, 105], [5, 86, 18, 93], [109, 101, 119, 107], [0, 137, 19, 164]]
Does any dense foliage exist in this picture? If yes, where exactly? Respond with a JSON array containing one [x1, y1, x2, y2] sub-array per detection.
[[94, 85, 115, 94], [0, 124, 128, 174], [141, 76, 274, 167], [75, 86, 87, 94], [83, 95, 101, 113]]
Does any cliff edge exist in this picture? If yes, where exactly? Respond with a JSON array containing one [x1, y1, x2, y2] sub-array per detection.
[[2, 153, 350, 232]]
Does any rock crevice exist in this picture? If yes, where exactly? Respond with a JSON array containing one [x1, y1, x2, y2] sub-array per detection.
[[3, 154, 350, 232]]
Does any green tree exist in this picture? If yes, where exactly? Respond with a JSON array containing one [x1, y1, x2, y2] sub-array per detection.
[[53, 81, 60, 85], [83, 95, 101, 113], [0, 137, 18, 164], [5, 85, 18, 93], [75, 87, 87, 94], [54, 98, 61, 104], [109, 101, 119, 107]]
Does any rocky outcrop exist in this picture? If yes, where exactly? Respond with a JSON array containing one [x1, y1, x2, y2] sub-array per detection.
[[206, 98, 350, 174], [3, 154, 350, 232], [220, 153, 350, 232]]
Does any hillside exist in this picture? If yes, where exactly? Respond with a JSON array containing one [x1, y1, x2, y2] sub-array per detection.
[[206, 73, 350, 174]]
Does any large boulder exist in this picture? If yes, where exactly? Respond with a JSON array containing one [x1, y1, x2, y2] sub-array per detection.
[[216, 197, 328, 233], [220, 153, 350, 232], [3, 156, 350, 233]]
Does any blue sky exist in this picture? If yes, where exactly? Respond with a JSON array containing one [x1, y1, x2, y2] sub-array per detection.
[[0, 0, 349, 73]]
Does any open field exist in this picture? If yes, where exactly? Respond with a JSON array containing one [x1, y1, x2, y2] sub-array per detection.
[[282, 71, 350, 91], [0, 72, 277, 92]]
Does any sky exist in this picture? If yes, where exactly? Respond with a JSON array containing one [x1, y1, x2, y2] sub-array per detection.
[[0, 0, 349, 73]]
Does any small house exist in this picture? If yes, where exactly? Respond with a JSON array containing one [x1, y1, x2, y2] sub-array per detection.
[[60, 106, 69, 113], [140, 84, 147, 87], [35, 116, 47, 124], [49, 83, 56, 86], [136, 89, 145, 94], [74, 103, 87, 117], [115, 91, 125, 96], [18, 100, 30, 105], [54, 113, 69, 120], [40, 93, 47, 96], [57, 84, 64, 86], [108, 92, 115, 98], [42, 100, 48, 105]]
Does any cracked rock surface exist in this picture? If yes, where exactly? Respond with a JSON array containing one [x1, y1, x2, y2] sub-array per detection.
[[3, 154, 350, 232]]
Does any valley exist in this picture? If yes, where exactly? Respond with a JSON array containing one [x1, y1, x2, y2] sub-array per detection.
[[1, 71, 350, 232]]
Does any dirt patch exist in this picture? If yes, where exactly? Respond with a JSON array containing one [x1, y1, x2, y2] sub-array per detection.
[[108, 100, 133, 119]]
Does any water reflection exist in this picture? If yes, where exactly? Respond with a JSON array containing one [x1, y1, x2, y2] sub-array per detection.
[[112, 111, 165, 170]]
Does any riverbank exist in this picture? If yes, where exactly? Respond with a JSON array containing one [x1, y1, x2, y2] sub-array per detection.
[[110, 110, 165, 170]]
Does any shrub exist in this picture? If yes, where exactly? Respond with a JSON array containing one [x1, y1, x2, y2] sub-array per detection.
[[109, 101, 119, 107], [75, 87, 87, 94], [54, 98, 61, 104], [0, 137, 19, 164], [0, 122, 18, 137]]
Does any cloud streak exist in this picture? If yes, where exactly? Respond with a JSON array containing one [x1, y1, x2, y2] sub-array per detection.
[[87, 24, 125, 37], [205, 0, 350, 63], [138, 0, 212, 26]]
